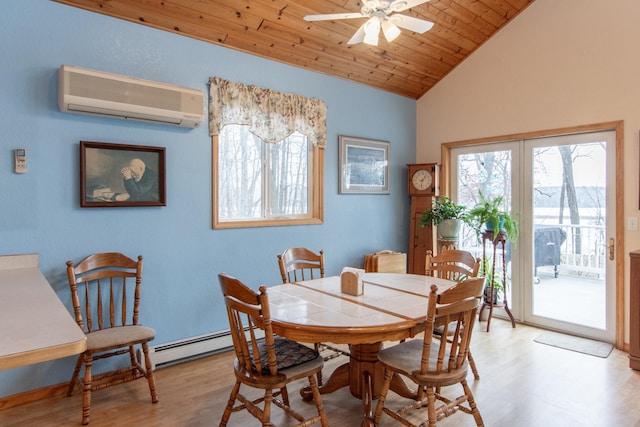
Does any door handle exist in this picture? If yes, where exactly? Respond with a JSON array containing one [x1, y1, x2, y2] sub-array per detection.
[[609, 238, 615, 261]]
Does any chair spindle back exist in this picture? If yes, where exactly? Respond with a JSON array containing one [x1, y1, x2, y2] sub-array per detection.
[[66, 252, 143, 333], [425, 249, 480, 282], [420, 277, 485, 375], [218, 273, 278, 376], [278, 247, 325, 284]]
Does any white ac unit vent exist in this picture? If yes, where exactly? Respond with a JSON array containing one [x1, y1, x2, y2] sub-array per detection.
[[58, 64, 203, 128]]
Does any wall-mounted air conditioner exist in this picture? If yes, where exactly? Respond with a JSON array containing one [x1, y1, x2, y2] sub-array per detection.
[[58, 64, 204, 128]]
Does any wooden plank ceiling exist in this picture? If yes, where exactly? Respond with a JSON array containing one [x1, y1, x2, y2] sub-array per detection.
[[53, 0, 535, 99]]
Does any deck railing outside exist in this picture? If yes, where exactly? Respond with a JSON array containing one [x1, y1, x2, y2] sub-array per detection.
[[550, 223, 606, 278], [459, 222, 606, 279]]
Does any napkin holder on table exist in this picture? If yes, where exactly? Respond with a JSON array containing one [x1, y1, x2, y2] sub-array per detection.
[[340, 267, 364, 296]]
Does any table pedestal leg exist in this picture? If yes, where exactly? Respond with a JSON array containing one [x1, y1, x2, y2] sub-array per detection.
[[300, 342, 416, 401], [348, 343, 384, 398]]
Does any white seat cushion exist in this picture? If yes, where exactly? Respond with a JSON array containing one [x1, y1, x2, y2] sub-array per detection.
[[85, 325, 155, 350]]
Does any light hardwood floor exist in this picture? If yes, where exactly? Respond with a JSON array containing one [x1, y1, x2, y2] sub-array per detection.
[[2, 319, 640, 426]]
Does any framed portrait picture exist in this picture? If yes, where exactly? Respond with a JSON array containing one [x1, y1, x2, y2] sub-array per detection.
[[339, 135, 390, 194], [80, 141, 166, 207]]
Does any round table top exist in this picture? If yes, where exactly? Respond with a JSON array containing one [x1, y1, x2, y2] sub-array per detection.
[[268, 272, 456, 345]]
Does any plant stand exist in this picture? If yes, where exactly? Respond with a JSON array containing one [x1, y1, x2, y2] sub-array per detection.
[[479, 230, 516, 332], [437, 237, 457, 254]]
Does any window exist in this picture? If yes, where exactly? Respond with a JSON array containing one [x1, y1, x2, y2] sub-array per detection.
[[215, 125, 323, 227], [209, 77, 325, 228]]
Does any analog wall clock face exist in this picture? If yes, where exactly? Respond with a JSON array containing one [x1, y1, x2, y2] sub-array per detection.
[[412, 169, 432, 191]]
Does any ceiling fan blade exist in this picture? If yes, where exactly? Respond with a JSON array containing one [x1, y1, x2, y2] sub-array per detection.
[[347, 23, 367, 45], [389, 0, 431, 13], [392, 14, 434, 33], [304, 12, 365, 22]]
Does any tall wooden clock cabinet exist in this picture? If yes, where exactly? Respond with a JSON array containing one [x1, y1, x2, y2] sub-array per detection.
[[407, 163, 440, 274]]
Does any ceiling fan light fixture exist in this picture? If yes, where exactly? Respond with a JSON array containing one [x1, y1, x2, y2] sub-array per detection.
[[381, 20, 401, 42], [304, 0, 433, 46], [363, 17, 381, 46]]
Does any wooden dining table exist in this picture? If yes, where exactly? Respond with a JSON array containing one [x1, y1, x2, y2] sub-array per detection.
[[267, 272, 456, 424]]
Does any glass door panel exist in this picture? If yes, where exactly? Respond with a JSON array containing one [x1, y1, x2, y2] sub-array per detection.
[[452, 142, 521, 317], [451, 130, 615, 342], [524, 131, 615, 341]]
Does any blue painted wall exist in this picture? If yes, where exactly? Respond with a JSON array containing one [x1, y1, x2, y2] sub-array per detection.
[[0, 1, 415, 396]]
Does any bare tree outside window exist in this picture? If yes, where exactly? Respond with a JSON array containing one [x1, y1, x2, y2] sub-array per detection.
[[457, 142, 606, 269], [270, 132, 308, 215], [457, 149, 512, 250], [218, 125, 262, 220], [217, 124, 310, 222]]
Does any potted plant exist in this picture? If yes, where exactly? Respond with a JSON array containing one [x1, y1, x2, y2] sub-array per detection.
[[419, 196, 467, 239], [467, 191, 519, 243], [480, 256, 504, 304]]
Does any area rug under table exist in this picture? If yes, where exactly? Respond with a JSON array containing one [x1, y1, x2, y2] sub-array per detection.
[[534, 332, 613, 358]]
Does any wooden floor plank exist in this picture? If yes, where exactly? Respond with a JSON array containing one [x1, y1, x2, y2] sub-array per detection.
[[1, 319, 639, 426]]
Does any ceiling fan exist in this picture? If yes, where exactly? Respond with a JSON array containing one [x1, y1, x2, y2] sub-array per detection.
[[303, 0, 434, 46]]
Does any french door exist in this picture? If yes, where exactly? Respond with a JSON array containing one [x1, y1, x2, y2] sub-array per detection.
[[450, 129, 616, 342]]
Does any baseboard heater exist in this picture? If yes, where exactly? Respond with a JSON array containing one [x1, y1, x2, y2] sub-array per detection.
[[138, 328, 264, 370]]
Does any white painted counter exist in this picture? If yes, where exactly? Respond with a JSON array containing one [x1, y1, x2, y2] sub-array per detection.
[[0, 254, 86, 370]]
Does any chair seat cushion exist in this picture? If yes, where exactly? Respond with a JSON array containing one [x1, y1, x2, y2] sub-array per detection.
[[433, 322, 459, 336], [378, 339, 438, 374], [86, 325, 156, 351], [254, 337, 320, 374], [378, 339, 467, 386]]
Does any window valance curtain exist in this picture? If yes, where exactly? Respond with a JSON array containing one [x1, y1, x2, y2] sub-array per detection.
[[209, 77, 327, 148]]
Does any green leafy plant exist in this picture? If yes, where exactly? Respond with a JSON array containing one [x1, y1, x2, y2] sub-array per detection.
[[467, 191, 519, 242], [419, 196, 467, 227], [480, 256, 504, 297]]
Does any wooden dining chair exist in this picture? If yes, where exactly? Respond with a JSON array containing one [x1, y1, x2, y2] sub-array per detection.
[[374, 277, 486, 427], [66, 252, 158, 425], [277, 247, 326, 283], [425, 249, 480, 281], [277, 247, 349, 379], [218, 273, 329, 427], [425, 248, 482, 380]]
